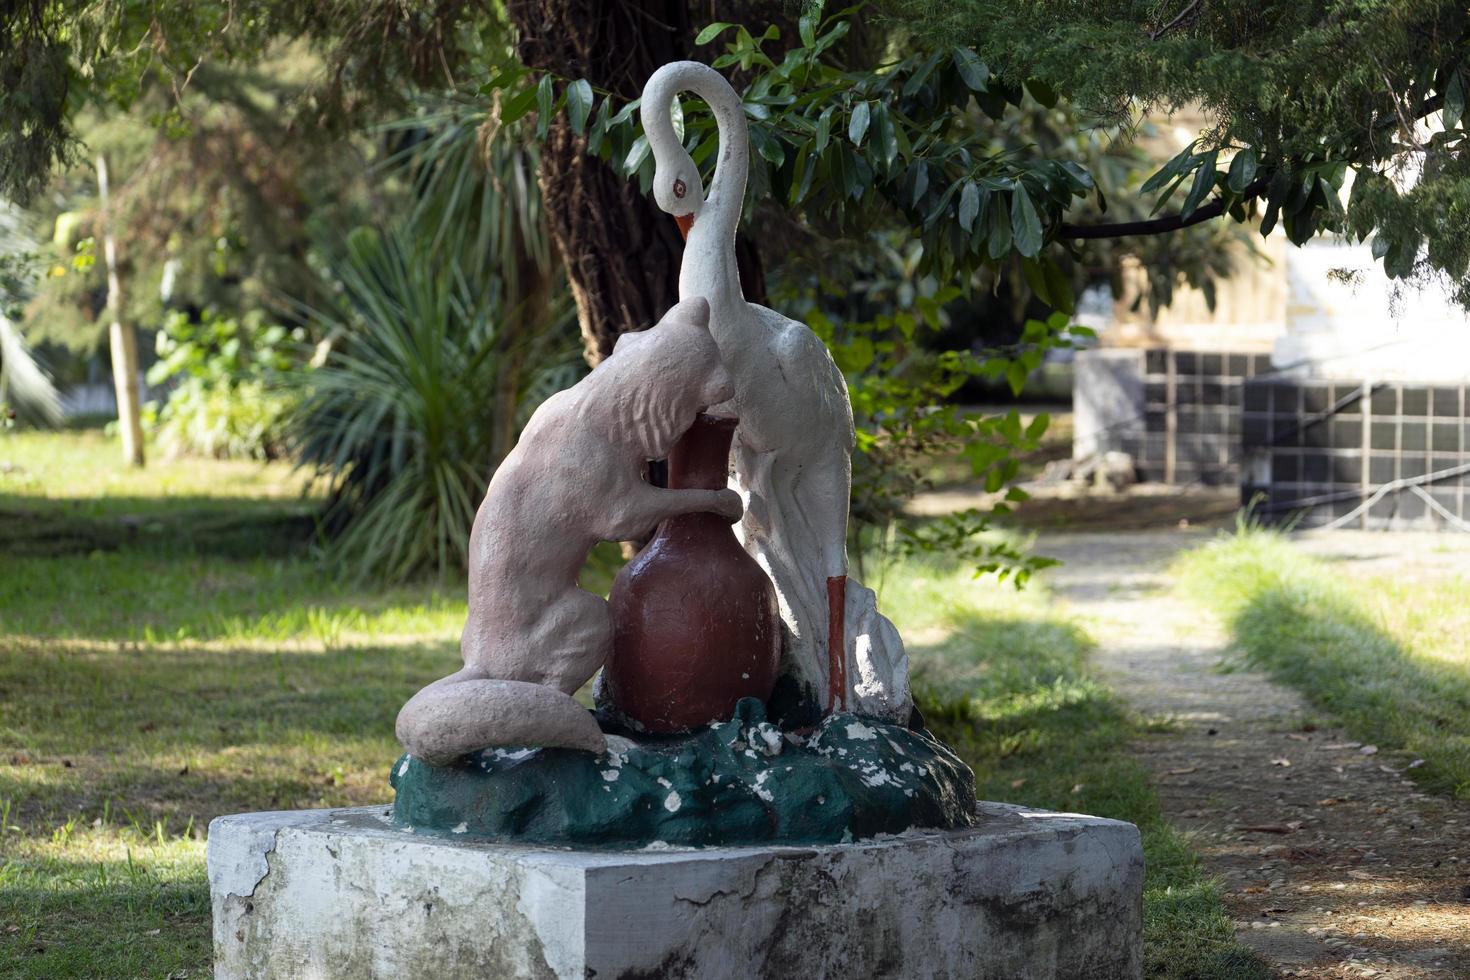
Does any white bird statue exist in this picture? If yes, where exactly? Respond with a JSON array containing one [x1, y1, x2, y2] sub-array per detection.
[[641, 61, 911, 725]]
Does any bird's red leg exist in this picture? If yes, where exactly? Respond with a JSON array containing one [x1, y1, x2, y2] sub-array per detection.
[[827, 575, 846, 713]]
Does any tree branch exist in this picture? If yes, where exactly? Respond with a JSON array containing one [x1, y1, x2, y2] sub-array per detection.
[[1060, 173, 1270, 239], [1061, 91, 1446, 240], [1149, 0, 1202, 41]]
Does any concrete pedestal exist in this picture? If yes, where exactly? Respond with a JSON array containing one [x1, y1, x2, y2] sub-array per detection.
[[208, 803, 1143, 980]]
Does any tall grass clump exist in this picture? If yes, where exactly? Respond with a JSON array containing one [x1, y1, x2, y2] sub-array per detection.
[[289, 101, 580, 580]]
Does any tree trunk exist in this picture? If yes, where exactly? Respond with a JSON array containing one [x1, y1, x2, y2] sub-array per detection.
[[507, 0, 768, 366], [96, 154, 144, 467]]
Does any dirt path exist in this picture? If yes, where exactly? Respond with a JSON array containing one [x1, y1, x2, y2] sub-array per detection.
[[1039, 530, 1470, 980]]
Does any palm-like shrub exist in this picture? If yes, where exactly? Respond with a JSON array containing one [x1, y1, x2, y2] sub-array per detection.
[[290, 94, 582, 580], [290, 224, 578, 579]]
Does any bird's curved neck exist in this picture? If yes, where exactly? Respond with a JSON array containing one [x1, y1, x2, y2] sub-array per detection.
[[650, 67, 748, 307]]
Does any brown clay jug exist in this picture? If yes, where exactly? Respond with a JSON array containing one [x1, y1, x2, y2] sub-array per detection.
[[604, 413, 781, 732]]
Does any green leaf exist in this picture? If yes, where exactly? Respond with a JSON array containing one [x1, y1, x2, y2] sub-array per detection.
[[751, 126, 785, 166], [957, 180, 980, 232], [791, 145, 816, 205], [871, 102, 899, 168], [834, 337, 875, 373], [1179, 151, 1218, 219], [814, 106, 834, 153], [587, 96, 612, 155], [1010, 187, 1043, 258], [1021, 258, 1050, 304], [848, 101, 871, 146], [987, 194, 1012, 259], [952, 47, 990, 91], [1005, 361, 1029, 396], [1042, 259, 1074, 315], [1058, 160, 1094, 190], [535, 75, 555, 139], [799, 11, 817, 47], [902, 50, 943, 97], [1260, 202, 1280, 237], [481, 65, 528, 93], [1226, 148, 1258, 193], [500, 84, 538, 126], [1383, 232, 1420, 278], [695, 22, 733, 45], [976, 88, 1007, 119], [1025, 78, 1058, 108], [1141, 141, 1197, 194], [1445, 68, 1467, 129], [566, 79, 593, 136], [909, 162, 930, 208], [622, 134, 650, 176], [1260, 168, 1291, 237], [1148, 169, 1191, 216], [609, 98, 641, 126], [1284, 205, 1318, 246]]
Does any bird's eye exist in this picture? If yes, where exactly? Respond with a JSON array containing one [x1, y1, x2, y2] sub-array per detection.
[[672, 178, 687, 199]]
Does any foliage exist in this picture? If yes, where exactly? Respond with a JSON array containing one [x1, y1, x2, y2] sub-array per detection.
[[1176, 527, 1470, 800], [144, 308, 299, 459], [0, 0, 489, 204], [891, 0, 1470, 305], [285, 88, 579, 581], [287, 223, 578, 580], [486, 7, 1094, 289], [23, 54, 377, 361], [789, 263, 1085, 581]]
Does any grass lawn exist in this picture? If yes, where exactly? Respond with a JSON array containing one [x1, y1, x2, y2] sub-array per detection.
[[1175, 527, 1470, 801], [2, 429, 1260, 978]]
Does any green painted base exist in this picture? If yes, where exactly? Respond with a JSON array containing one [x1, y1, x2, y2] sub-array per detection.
[[389, 698, 976, 847]]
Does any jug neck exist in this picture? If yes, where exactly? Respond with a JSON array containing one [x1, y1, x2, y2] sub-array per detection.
[[667, 413, 736, 490]]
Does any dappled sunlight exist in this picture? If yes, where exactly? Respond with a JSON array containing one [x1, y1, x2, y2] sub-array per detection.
[[0, 429, 317, 505], [3, 553, 468, 644], [1176, 529, 1470, 800]]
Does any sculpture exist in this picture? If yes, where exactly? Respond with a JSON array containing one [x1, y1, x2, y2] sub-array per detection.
[[387, 61, 975, 847], [640, 61, 910, 724], [395, 298, 740, 765]]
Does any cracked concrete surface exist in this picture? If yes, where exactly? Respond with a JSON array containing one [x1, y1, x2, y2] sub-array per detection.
[[208, 803, 1143, 979]]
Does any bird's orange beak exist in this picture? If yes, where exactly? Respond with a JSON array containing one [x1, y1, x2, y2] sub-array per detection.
[[675, 213, 695, 240]]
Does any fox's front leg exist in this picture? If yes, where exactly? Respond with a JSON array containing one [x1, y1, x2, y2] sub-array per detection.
[[603, 484, 742, 541]]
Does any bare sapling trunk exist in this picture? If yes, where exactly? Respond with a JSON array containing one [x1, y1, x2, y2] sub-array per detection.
[[96, 154, 144, 467]]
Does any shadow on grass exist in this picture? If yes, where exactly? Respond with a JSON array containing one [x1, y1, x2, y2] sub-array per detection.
[[1226, 585, 1470, 800], [0, 493, 320, 561], [0, 639, 452, 830]]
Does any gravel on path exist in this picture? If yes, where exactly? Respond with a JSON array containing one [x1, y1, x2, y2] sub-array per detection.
[[1039, 529, 1470, 980]]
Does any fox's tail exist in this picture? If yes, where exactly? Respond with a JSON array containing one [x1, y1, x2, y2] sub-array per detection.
[[396, 674, 606, 766]]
